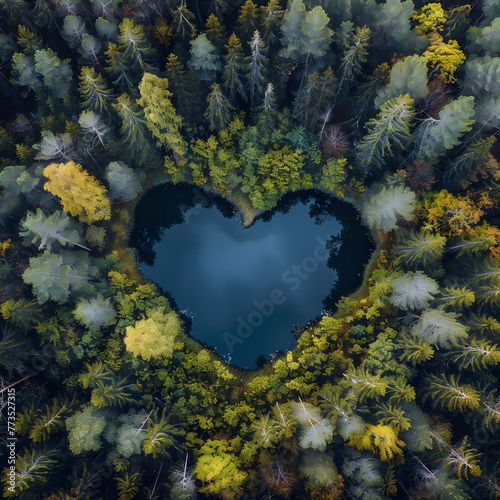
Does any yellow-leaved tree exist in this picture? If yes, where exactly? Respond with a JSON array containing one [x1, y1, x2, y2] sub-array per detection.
[[349, 424, 405, 462], [43, 161, 111, 223], [124, 307, 182, 361]]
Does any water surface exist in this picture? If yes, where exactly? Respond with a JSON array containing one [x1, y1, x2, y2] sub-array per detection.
[[131, 186, 372, 368]]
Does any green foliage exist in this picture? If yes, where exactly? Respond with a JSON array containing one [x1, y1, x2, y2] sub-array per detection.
[[291, 399, 333, 451], [34, 48, 73, 100], [394, 229, 446, 270], [116, 18, 156, 75], [78, 66, 114, 113], [413, 96, 475, 163], [20, 209, 87, 252], [189, 33, 220, 82], [425, 373, 481, 412], [1, 297, 41, 331], [247, 31, 267, 105], [374, 55, 428, 108], [1, 447, 56, 497], [22, 251, 96, 304], [389, 271, 438, 310], [105, 161, 142, 202], [66, 404, 107, 454], [205, 83, 233, 131], [222, 33, 247, 102], [356, 94, 415, 177], [137, 73, 185, 153], [124, 307, 182, 361], [362, 185, 417, 232], [195, 440, 248, 499], [29, 398, 73, 442], [113, 93, 152, 166], [73, 294, 116, 329], [142, 409, 183, 458]]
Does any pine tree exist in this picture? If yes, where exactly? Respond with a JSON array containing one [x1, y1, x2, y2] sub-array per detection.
[[78, 66, 114, 113], [344, 365, 389, 402], [412, 308, 469, 348], [142, 408, 182, 458], [189, 33, 220, 82], [104, 43, 135, 94], [389, 271, 439, 310], [445, 339, 500, 370], [320, 25, 370, 138], [260, 0, 285, 45], [115, 471, 141, 500], [349, 424, 405, 462], [29, 398, 73, 442], [397, 333, 435, 365], [437, 286, 475, 311], [116, 18, 156, 75], [413, 96, 475, 164], [90, 377, 135, 408], [425, 373, 481, 412], [362, 185, 417, 233], [222, 33, 247, 102], [355, 94, 415, 177], [236, 0, 259, 41], [137, 73, 185, 154], [17, 25, 43, 55], [113, 93, 152, 166], [1, 447, 56, 497], [247, 31, 267, 105], [170, 3, 196, 41], [20, 208, 88, 252], [205, 13, 227, 47], [293, 67, 337, 131], [205, 83, 233, 131], [61, 14, 87, 49], [394, 229, 446, 270], [0, 298, 41, 331]]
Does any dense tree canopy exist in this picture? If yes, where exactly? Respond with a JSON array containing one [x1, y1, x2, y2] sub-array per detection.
[[0, 0, 499, 498]]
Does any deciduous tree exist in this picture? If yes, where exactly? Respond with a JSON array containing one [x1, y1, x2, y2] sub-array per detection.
[[43, 161, 111, 223]]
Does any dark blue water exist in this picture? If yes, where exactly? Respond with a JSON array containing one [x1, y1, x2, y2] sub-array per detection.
[[131, 185, 372, 369]]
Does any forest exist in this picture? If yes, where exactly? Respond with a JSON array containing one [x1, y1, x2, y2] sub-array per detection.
[[0, 0, 499, 498]]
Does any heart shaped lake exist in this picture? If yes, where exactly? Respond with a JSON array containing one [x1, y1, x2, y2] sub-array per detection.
[[130, 185, 373, 369]]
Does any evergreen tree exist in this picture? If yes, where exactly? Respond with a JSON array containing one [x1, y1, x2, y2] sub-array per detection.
[[105, 161, 142, 201], [412, 308, 469, 348], [205, 13, 227, 47], [189, 33, 220, 82], [293, 67, 337, 131], [66, 404, 107, 454], [29, 398, 73, 442], [425, 373, 481, 412], [116, 18, 156, 75], [78, 66, 114, 113], [260, 0, 285, 45], [78, 110, 110, 151], [374, 55, 428, 109], [1, 447, 56, 497], [0, 298, 41, 332], [356, 94, 415, 178], [247, 31, 267, 105], [362, 185, 417, 233], [78, 34, 102, 67], [205, 83, 233, 131], [113, 93, 152, 166], [222, 33, 247, 102], [142, 408, 182, 458], [236, 0, 259, 41], [394, 229, 446, 270], [20, 208, 88, 252], [104, 43, 135, 94], [413, 96, 475, 164]]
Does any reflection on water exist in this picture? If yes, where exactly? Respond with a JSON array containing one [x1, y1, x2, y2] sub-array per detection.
[[130, 185, 372, 369]]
